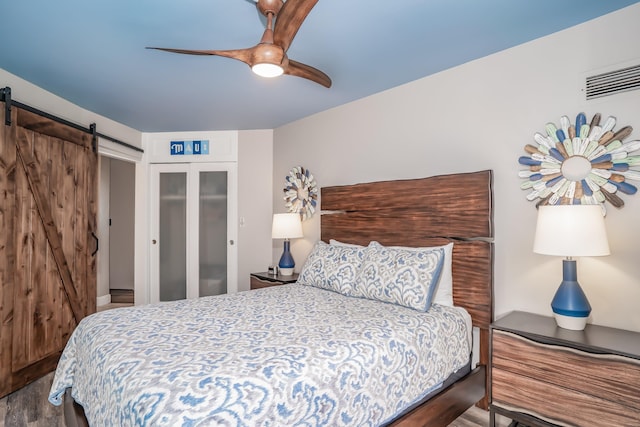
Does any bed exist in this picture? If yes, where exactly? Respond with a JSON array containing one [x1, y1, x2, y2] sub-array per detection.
[[49, 170, 494, 426]]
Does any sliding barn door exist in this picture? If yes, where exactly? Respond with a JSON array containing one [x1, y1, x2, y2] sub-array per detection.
[[0, 103, 97, 398]]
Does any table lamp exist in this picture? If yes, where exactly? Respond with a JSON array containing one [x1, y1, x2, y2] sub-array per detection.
[[272, 213, 303, 276], [533, 204, 610, 330]]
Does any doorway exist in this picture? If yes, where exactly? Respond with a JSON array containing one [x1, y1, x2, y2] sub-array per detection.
[[98, 156, 135, 306]]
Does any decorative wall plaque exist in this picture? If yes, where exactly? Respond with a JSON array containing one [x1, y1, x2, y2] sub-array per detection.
[[519, 113, 639, 209], [283, 166, 318, 220]]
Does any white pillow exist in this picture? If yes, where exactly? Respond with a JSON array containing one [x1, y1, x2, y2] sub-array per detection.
[[330, 239, 454, 307], [430, 242, 453, 307], [328, 239, 361, 248], [297, 240, 366, 293], [349, 241, 445, 312]]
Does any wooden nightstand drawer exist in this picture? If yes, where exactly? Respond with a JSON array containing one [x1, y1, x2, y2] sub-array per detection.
[[250, 276, 280, 289], [492, 329, 640, 426], [250, 272, 299, 290]]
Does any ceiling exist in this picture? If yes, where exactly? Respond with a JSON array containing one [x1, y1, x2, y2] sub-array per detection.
[[2, 0, 638, 133]]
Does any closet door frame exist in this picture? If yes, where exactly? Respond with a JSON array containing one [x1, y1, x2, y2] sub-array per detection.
[[149, 162, 237, 303]]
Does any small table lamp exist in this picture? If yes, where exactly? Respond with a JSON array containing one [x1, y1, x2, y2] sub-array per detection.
[[272, 213, 303, 276], [533, 205, 610, 330]]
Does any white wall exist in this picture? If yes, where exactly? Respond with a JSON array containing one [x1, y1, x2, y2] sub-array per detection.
[[109, 158, 136, 290], [238, 130, 274, 291], [273, 4, 640, 332], [97, 156, 111, 305]]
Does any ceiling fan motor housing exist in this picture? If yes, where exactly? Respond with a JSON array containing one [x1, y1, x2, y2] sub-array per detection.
[[252, 43, 286, 67]]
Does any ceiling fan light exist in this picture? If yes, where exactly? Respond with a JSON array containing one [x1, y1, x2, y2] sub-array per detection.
[[252, 62, 284, 78]]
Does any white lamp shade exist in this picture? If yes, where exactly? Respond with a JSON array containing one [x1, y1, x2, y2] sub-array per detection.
[[271, 213, 303, 239], [533, 205, 610, 257]]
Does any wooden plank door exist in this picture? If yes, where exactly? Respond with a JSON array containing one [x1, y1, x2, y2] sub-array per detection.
[[0, 103, 97, 398]]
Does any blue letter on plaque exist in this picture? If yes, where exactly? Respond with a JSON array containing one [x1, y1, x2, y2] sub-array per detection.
[[200, 140, 209, 154], [170, 141, 184, 155], [184, 141, 193, 155], [170, 139, 209, 155]]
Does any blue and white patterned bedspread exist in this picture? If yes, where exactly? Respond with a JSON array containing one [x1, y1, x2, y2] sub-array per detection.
[[49, 284, 471, 426]]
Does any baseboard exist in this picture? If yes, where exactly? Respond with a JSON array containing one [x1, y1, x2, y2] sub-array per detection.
[[96, 294, 112, 307]]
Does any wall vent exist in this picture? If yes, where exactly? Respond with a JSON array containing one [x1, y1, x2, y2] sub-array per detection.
[[586, 64, 640, 100]]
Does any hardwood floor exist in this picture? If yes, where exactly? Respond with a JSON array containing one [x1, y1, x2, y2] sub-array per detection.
[[0, 371, 511, 426], [0, 373, 64, 427]]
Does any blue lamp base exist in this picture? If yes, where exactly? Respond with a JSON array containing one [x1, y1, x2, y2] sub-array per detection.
[[278, 239, 295, 276], [551, 259, 591, 330]]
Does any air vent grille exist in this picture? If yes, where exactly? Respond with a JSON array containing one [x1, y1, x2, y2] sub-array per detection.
[[586, 64, 640, 100]]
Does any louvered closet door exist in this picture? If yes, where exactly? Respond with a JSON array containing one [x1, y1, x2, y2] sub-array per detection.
[[0, 104, 97, 398]]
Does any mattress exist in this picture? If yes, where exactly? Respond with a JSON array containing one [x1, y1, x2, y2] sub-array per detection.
[[49, 284, 472, 426]]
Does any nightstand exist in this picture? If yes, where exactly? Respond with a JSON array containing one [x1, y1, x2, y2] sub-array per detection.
[[490, 311, 640, 427], [250, 272, 299, 290]]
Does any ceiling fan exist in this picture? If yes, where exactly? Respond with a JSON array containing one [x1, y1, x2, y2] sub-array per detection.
[[147, 0, 331, 88]]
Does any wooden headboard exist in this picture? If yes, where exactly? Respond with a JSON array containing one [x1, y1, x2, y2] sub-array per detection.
[[320, 170, 494, 410], [320, 170, 494, 328]]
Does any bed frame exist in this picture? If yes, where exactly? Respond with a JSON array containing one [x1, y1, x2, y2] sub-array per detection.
[[320, 170, 494, 427], [64, 170, 493, 427]]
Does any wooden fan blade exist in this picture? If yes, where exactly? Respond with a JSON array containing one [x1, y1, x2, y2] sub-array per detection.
[[285, 59, 331, 88], [147, 47, 256, 66], [273, 0, 318, 52]]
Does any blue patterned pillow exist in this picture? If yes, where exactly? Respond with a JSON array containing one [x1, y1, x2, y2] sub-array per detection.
[[297, 240, 366, 293], [349, 241, 445, 311], [330, 239, 454, 306]]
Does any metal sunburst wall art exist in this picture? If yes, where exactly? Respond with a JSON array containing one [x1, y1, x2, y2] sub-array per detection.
[[519, 112, 640, 210], [283, 166, 318, 220]]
